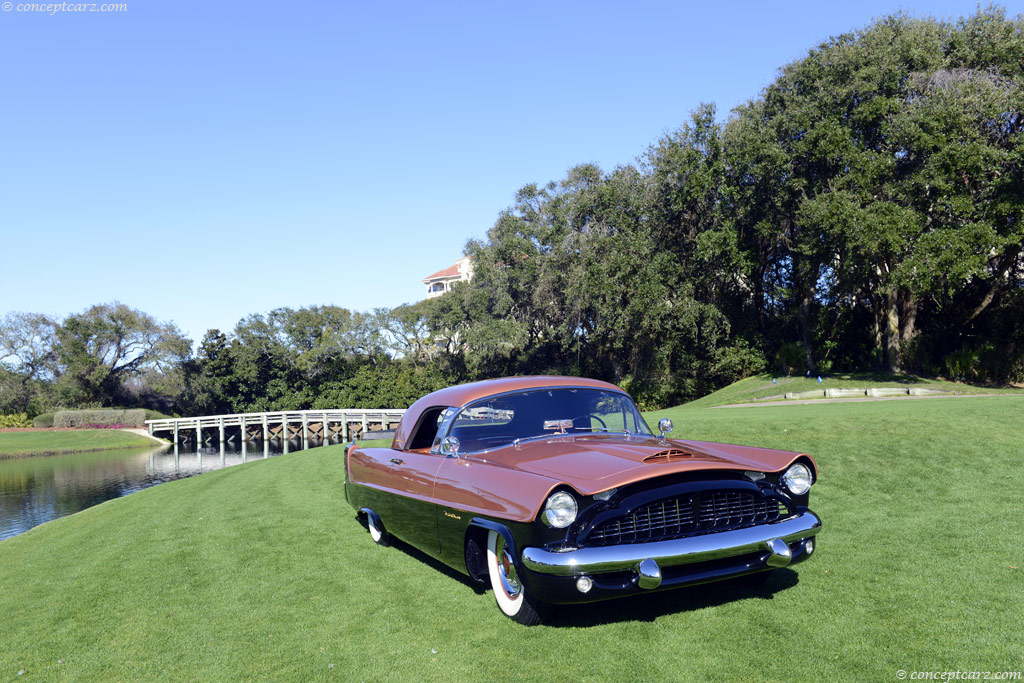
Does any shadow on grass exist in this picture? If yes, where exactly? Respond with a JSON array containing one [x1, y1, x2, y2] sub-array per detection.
[[545, 569, 800, 627], [355, 513, 801, 627], [356, 515, 487, 594]]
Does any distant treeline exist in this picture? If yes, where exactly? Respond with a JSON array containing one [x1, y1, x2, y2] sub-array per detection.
[[2, 7, 1022, 414]]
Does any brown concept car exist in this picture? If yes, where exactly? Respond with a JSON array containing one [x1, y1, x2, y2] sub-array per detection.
[[344, 376, 821, 625]]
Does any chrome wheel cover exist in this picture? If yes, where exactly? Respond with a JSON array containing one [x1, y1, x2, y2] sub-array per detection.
[[494, 534, 522, 599]]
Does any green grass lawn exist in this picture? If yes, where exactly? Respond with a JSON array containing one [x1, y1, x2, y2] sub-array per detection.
[[0, 429, 159, 457], [685, 371, 1023, 407], [1, 397, 1022, 680]]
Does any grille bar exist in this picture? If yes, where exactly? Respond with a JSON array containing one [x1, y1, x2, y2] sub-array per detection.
[[587, 490, 787, 546]]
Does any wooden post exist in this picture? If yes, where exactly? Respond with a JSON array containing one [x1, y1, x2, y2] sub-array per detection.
[[219, 417, 225, 445], [262, 414, 268, 442], [283, 416, 289, 453], [341, 413, 348, 441], [239, 415, 246, 443], [196, 424, 202, 449], [174, 423, 179, 444], [362, 412, 368, 435], [302, 413, 309, 449], [322, 413, 329, 445]]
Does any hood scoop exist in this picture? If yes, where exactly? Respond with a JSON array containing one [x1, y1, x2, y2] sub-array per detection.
[[644, 448, 693, 464]]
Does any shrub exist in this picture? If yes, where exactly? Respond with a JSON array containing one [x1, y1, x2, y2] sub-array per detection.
[[774, 342, 806, 376], [32, 412, 55, 428], [53, 409, 147, 428], [0, 413, 31, 428], [712, 341, 767, 385], [944, 346, 981, 382]]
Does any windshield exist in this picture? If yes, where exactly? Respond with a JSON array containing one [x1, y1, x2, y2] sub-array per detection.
[[444, 388, 653, 454]]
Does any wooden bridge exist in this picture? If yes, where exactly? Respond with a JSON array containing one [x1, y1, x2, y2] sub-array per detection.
[[146, 409, 406, 448]]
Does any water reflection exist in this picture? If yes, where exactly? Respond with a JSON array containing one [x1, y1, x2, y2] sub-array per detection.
[[0, 437, 333, 541]]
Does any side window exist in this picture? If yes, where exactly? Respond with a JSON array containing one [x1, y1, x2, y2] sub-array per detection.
[[452, 402, 514, 428], [406, 406, 450, 450], [447, 399, 517, 452]]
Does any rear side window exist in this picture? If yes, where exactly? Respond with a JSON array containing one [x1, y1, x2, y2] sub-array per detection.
[[406, 406, 451, 450]]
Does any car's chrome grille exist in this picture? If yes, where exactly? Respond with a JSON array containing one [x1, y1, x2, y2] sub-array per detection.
[[586, 491, 788, 546]]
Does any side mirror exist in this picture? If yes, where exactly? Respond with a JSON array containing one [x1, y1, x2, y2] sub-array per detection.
[[658, 418, 674, 438], [440, 436, 461, 457]]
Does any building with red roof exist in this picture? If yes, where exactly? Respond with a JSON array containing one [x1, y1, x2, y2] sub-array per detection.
[[423, 256, 473, 299]]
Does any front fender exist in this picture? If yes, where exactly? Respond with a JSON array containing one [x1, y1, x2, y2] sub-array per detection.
[[467, 518, 525, 576], [435, 456, 566, 523]]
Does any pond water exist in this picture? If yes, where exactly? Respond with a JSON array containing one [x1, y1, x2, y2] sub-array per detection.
[[0, 438, 338, 541]]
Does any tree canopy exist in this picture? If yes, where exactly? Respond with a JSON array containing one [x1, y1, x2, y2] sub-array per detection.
[[1, 7, 1021, 416], [435, 7, 1024, 406]]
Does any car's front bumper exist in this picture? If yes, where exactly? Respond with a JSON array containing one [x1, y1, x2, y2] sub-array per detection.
[[519, 511, 821, 603]]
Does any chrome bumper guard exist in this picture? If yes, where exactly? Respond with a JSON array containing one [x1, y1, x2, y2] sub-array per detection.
[[521, 512, 821, 579]]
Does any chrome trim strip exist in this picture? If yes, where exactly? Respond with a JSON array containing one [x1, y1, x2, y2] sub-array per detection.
[[512, 430, 638, 449], [521, 512, 821, 576]]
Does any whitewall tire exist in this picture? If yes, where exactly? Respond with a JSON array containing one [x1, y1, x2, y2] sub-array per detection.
[[366, 513, 389, 547], [486, 530, 544, 625]]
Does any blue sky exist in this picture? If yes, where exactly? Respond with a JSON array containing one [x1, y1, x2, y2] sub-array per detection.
[[2, 0, 1021, 345]]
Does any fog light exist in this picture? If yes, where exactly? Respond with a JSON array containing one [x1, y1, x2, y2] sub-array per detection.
[[805, 538, 815, 555], [576, 576, 593, 593]]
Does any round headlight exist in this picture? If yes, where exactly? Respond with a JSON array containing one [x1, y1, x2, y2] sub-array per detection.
[[543, 491, 578, 528], [782, 463, 813, 495]]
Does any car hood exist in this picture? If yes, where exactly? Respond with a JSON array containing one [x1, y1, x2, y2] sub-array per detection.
[[491, 434, 808, 495]]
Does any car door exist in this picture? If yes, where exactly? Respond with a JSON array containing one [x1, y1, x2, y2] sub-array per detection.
[[350, 446, 445, 557]]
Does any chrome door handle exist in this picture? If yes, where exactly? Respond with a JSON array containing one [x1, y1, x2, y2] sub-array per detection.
[[390, 458, 405, 465]]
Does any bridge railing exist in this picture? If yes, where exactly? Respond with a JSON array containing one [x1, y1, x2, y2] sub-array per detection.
[[146, 408, 407, 443]]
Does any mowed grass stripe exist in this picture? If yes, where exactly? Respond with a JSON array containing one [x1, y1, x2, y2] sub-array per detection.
[[0, 397, 1021, 681]]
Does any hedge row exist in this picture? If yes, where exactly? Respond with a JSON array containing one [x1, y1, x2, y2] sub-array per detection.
[[33, 409, 168, 428], [53, 409, 147, 428], [32, 412, 55, 428]]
